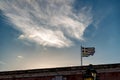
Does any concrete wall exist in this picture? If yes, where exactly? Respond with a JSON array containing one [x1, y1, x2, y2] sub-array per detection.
[[0, 63, 120, 80]]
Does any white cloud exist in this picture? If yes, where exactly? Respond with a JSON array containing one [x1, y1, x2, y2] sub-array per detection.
[[17, 56, 24, 59], [0, 0, 92, 48]]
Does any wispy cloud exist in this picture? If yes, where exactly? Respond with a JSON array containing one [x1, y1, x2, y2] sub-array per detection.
[[0, 0, 92, 48], [0, 61, 6, 65], [17, 56, 24, 59]]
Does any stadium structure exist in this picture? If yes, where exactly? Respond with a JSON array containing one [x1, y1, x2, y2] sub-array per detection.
[[0, 63, 120, 80]]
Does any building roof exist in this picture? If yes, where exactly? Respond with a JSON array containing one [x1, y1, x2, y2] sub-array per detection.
[[0, 63, 120, 78]]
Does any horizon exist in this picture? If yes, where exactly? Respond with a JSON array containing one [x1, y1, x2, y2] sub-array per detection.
[[0, 63, 120, 72]]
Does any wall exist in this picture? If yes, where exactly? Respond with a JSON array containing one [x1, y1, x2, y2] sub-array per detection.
[[0, 63, 120, 80]]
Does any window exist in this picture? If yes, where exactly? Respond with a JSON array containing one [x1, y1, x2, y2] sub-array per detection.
[[52, 75, 67, 80], [55, 76, 63, 80]]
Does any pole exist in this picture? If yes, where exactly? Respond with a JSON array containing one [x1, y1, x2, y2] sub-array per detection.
[[81, 45, 83, 80], [81, 46, 83, 66]]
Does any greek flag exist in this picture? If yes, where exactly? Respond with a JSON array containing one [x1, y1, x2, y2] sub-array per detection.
[[81, 47, 95, 57]]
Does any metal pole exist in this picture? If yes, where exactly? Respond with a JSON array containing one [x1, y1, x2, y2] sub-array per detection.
[[80, 46, 83, 80], [81, 46, 83, 67]]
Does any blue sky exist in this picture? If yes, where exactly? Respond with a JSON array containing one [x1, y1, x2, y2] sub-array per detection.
[[0, 0, 120, 71]]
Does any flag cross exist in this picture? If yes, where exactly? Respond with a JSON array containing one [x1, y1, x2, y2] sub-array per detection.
[[81, 47, 95, 57]]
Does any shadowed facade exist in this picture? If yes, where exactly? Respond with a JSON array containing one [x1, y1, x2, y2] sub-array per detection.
[[0, 63, 120, 80]]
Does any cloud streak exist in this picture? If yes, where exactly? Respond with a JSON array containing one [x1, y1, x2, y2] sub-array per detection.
[[0, 61, 6, 65], [0, 0, 92, 48], [17, 56, 24, 59]]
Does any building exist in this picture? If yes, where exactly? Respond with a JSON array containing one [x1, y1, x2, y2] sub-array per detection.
[[0, 63, 120, 80]]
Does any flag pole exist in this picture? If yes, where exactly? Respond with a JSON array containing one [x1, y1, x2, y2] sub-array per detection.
[[81, 45, 83, 80], [81, 46, 83, 67]]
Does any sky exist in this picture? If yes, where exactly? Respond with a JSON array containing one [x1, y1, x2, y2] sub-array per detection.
[[0, 0, 120, 71]]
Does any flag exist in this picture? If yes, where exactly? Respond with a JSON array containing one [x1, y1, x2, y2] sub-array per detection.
[[81, 47, 95, 57]]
